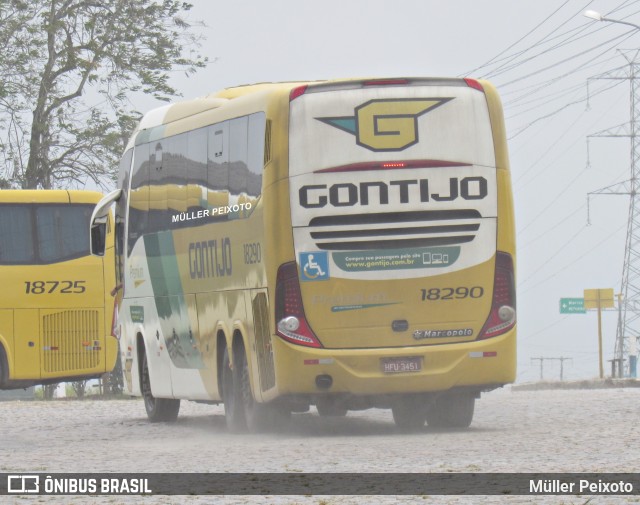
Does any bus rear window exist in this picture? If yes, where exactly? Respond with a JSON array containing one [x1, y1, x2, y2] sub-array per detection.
[[0, 203, 92, 265], [0, 205, 35, 263]]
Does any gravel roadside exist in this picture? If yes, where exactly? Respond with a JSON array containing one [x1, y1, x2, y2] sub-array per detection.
[[1, 386, 639, 504]]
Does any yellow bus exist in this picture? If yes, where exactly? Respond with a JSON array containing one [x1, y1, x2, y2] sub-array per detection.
[[91, 77, 516, 431], [0, 190, 118, 390]]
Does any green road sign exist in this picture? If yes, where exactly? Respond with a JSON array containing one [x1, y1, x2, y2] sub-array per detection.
[[560, 298, 586, 314]]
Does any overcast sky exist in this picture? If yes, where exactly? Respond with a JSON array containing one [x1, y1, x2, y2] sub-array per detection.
[[130, 0, 640, 382]]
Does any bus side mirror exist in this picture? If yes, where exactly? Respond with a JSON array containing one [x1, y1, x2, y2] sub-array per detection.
[[91, 220, 107, 256], [89, 189, 122, 257]]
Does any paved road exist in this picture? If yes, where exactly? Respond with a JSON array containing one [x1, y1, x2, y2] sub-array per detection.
[[1, 386, 639, 504]]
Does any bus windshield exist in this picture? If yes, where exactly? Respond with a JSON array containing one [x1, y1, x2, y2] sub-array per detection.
[[0, 204, 93, 265]]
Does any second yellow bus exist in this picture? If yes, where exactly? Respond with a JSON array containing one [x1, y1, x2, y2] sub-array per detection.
[[0, 190, 118, 390]]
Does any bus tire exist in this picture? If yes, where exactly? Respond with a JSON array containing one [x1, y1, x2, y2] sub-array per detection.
[[236, 344, 289, 433], [222, 346, 247, 433], [141, 351, 180, 423], [391, 397, 427, 431], [0, 345, 8, 388], [425, 392, 475, 429]]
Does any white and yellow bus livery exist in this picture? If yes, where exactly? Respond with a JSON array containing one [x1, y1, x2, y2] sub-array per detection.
[[91, 77, 516, 431]]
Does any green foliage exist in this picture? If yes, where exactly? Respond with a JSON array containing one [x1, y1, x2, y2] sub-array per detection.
[[0, 0, 207, 189]]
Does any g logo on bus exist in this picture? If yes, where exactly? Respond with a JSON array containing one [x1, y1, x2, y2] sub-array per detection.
[[317, 98, 453, 152]]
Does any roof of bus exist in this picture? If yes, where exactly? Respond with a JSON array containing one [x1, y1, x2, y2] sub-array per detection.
[[210, 80, 318, 99], [129, 77, 496, 149], [0, 189, 104, 204], [209, 77, 490, 99]]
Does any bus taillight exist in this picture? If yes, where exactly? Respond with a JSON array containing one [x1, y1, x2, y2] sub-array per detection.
[[289, 85, 308, 101], [275, 262, 322, 348], [478, 252, 516, 340], [464, 78, 484, 92]]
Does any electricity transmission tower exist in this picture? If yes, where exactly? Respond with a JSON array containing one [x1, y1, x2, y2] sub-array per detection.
[[587, 50, 640, 377]]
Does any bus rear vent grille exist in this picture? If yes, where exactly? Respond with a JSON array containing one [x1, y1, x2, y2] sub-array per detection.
[[307, 210, 481, 251], [252, 293, 275, 391], [42, 310, 101, 373]]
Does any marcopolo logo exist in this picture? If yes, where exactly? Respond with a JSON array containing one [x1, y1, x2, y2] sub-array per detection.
[[316, 97, 453, 152]]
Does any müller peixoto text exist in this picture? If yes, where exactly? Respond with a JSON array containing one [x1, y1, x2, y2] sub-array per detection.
[[530, 479, 634, 494]]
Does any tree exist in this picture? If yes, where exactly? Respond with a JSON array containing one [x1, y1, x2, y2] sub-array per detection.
[[43, 383, 57, 400], [71, 379, 87, 398], [0, 0, 207, 189]]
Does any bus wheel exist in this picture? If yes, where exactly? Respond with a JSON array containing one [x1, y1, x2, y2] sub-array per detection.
[[0, 345, 7, 388], [425, 392, 475, 429], [391, 397, 427, 431], [222, 346, 247, 433], [141, 351, 180, 422], [237, 346, 289, 433]]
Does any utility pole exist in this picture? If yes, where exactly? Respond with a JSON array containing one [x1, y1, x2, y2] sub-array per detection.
[[551, 356, 573, 381], [587, 50, 640, 377]]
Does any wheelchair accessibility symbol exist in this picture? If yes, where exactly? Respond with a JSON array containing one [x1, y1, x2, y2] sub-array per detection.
[[299, 252, 330, 281]]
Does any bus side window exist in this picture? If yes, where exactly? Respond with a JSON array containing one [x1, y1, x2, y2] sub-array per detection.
[[148, 141, 167, 234], [128, 143, 150, 255], [247, 112, 266, 197], [228, 116, 249, 197], [207, 122, 230, 212], [115, 150, 131, 282], [187, 127, 208, 216], [164, 133, 187, 230]]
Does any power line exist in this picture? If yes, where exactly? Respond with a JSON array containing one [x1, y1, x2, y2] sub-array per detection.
[[464, 0, 577, 77], [519, 222, 626, 293]]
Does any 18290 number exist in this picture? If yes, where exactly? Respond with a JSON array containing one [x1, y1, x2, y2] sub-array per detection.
[[25, 280, 86, 294], [420, 286, 484, 301]]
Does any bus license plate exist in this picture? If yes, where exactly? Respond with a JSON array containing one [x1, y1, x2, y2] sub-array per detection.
[[381, 357, 422, 374]]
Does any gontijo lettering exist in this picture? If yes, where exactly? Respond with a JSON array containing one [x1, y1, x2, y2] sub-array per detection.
[[188, 238, 232, 279], [299, 177, 488, 208]]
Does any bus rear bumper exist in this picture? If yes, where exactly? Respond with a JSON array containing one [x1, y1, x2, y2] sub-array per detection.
[[270, 328, 516, 399]]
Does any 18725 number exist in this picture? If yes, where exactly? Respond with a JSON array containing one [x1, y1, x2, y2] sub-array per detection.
[[25, 280, 86, 294]]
